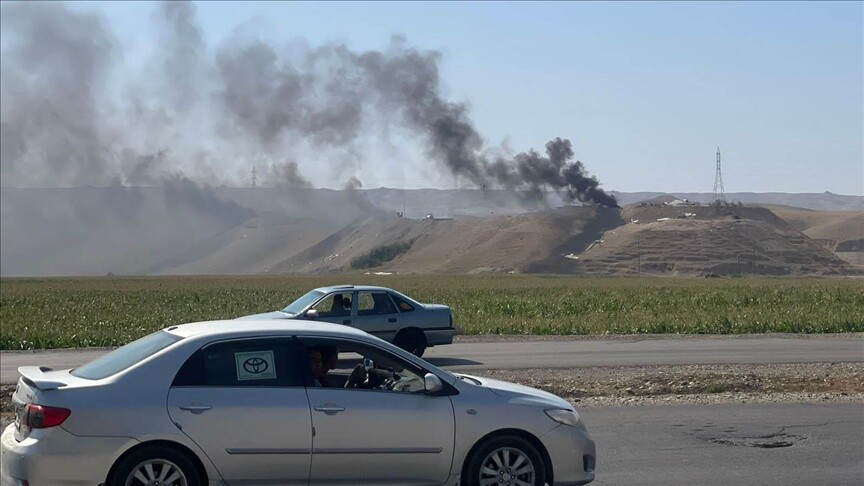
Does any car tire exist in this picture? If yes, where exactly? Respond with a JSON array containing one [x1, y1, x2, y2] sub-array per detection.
[[109, 445, 201, 486], [464, 435, 547, 486], [394, 328, 426, 357]]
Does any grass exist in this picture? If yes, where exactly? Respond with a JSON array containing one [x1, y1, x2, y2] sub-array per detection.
[[1, 275, 862, 350], [350, 242, 412, 269]]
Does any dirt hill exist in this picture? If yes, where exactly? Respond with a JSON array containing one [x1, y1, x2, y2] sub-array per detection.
[[2, 187, 860, 276], [568, 205, 856, 276], [269, 204, 856, 276], [769, 207, 864, 270], [271, 206, 624, 274]]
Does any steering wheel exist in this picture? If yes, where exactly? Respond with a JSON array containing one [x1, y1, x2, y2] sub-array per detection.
[[344, 363, 368, 388]]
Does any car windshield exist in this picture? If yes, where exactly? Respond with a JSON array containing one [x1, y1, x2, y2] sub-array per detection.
[[282, 290, 325, 314], [71, 330, 182, 380]]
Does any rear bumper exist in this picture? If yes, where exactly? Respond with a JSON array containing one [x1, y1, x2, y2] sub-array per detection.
[[1, 423, 136, 485], [541, 423, 596, 486], [424, 327, 457, 346]]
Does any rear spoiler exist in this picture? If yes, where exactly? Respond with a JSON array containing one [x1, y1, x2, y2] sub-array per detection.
[[18, 366, 67, 390]]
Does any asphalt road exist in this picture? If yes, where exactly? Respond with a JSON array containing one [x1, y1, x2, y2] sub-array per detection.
[[586, 402, 863, 485], [1, 335, 861, 384]]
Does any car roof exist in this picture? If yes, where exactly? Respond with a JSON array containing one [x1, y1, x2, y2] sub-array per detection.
[[314, 285, 394, 293], [166, 319, 369, 339]]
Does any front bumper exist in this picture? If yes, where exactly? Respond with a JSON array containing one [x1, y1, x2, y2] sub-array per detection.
[[424, 327, 457, 346], [541, 423, 596, 486], [1, 423, 137, 485]]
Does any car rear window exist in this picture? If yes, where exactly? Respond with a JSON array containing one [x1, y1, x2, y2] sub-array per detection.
[[390, 294, 415, 312], [172, 338, 302, 387], [71, 331, 182, 380]]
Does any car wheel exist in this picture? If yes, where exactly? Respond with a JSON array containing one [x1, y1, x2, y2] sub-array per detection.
[[465, 435, 547, 486], [394, 328, 426, 357], [110, 445, 201, 486]]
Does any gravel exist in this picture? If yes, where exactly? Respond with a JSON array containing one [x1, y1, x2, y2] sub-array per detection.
[[469, 362, 864, 405]]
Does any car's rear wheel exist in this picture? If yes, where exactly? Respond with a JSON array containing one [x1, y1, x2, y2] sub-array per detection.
[[465, 436, 547, 486], [394, 328, 426, 357], [111, 445, 201, 486]]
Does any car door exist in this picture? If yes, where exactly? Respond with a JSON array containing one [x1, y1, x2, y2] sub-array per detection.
[[299, 337, 456, 486], [167, 337, 312, 486], [309, 291, 356, 327], [352, 290, 400, 339]]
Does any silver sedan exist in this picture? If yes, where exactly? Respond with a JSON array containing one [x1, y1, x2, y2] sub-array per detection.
[[1, 320, 596, 486]]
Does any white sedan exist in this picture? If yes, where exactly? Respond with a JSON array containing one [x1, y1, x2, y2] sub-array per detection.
[[1, 320, 596, 486], [239, 285, 457, 357]]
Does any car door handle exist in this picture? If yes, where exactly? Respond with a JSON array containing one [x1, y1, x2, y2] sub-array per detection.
[[388, 317, 397, 323], [314, 405, 346, 413], [343, 319, 352, 325], [179, 404, 212, 414]]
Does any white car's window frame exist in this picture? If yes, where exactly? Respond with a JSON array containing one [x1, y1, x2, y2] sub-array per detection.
[[356, 291, 398, 316], [299, 336, 441, 395], [388, 292, 416, 313], [310, 291, 355, 318], [172, 335, 305, 388]]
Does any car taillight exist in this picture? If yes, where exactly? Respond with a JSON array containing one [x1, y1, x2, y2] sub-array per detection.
[[25, 404, 71, 429]]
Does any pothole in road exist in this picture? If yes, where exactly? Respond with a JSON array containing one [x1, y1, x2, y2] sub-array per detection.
[[709, 433, 807, 449]]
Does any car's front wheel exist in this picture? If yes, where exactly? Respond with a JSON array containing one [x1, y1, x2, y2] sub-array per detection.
[[465, 435, 547, 486], [393, 328, 427, 357], [110, 445, 201, 486]]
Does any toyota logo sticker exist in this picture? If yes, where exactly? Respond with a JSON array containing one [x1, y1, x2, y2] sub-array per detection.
[[235, 350, 277, 381]]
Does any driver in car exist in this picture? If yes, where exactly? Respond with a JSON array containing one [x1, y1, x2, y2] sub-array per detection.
[[308, 346, 339, 387]]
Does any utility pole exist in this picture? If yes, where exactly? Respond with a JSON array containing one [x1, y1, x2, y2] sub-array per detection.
[[712, 146, 726, 203]]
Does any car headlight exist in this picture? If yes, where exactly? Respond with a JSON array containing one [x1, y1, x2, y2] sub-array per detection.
[[545, 408, 581, 427]]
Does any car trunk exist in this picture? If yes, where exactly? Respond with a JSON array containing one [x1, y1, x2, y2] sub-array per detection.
[[12, 367, 87, 442]]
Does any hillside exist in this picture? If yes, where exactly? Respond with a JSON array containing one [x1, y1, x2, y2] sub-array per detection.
[[149, 213, 345, 275], [569, 206, 854, 276], [769, 207, 864, 269], [0, 186, 255, 276], [1, 187, 860, 276], [609, 191, 863, 212], [268, 204, 856, 276], [271, 206, 624, 274]]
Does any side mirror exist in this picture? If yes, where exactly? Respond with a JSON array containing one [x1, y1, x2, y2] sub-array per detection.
[[305, 309, 319, 320], [424, 373, 443, 394]]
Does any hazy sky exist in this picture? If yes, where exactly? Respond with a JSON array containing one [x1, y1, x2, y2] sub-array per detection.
[[73, 1, 862, 195]]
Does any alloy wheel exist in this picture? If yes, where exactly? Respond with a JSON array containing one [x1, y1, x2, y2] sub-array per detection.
[[478, 446, 536, 486], [124, 458, 188, 486]]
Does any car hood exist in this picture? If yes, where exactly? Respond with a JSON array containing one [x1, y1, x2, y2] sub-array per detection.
[[235, 310, 294, 320], [455, 373, 572, 410]]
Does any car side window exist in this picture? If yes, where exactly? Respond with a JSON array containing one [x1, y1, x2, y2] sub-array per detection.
[[390, 294, 415, 313], [172, 338, 303, 387], [311, 292, 353, 318], [300, 338, 427, 394], [357, 291, 397, 316]]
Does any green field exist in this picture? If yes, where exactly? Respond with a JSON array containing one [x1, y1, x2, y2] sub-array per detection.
[[1, 275, 862, 350]]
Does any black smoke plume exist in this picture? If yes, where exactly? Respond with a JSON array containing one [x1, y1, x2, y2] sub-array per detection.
[[0, 1, 614, 206]]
